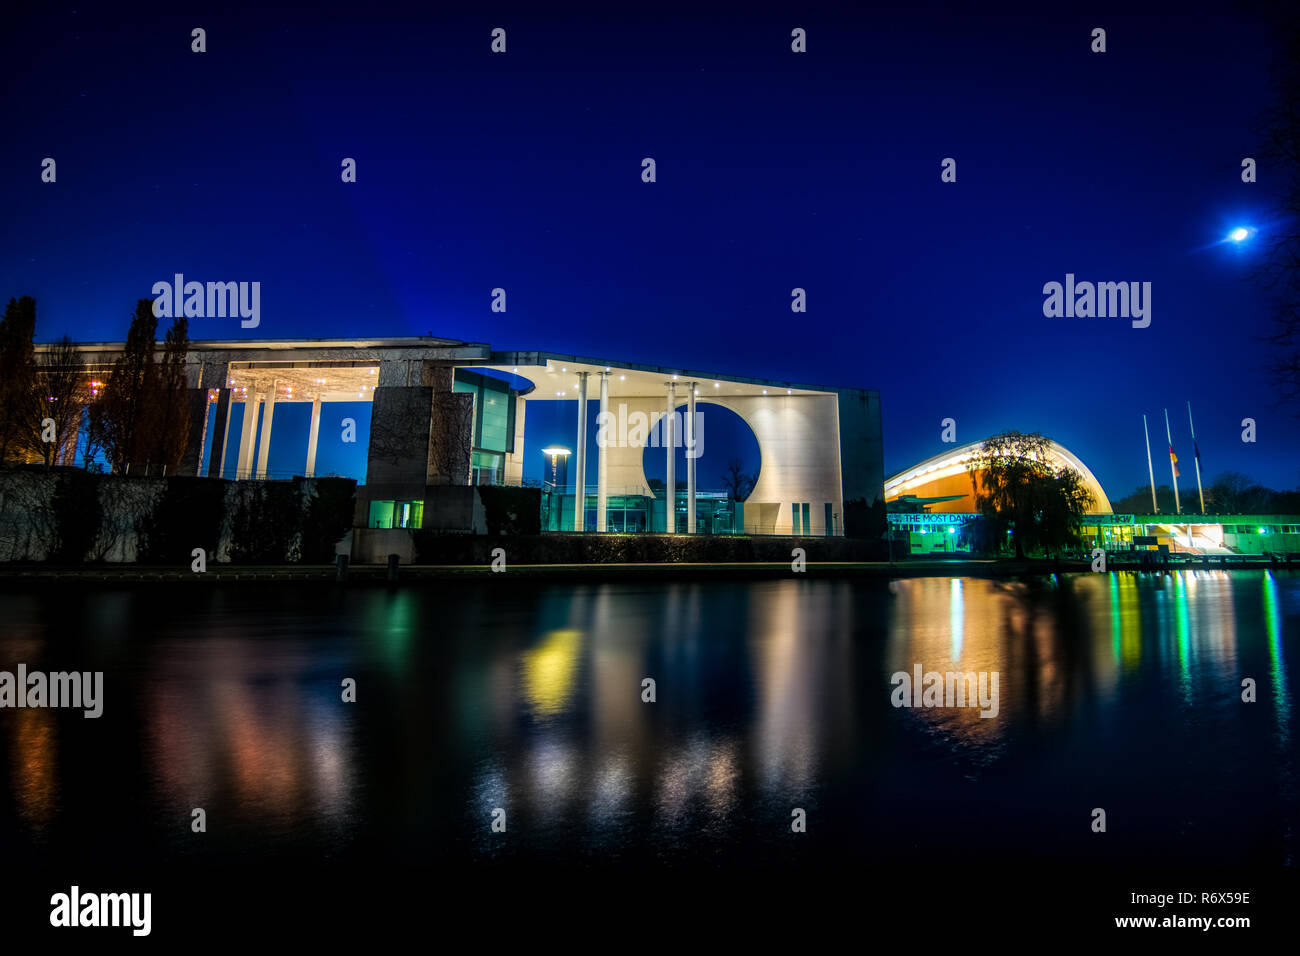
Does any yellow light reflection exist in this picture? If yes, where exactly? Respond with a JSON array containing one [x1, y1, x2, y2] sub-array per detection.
[[521, 629, 582, 717]]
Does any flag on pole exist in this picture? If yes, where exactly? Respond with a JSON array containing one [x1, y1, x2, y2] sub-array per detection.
[[1193, 438, 1200, 463], [1169, 445, 1180, 477]]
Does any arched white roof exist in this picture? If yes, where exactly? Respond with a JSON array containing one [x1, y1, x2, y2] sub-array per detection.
[[885, 438, 1112, 514]]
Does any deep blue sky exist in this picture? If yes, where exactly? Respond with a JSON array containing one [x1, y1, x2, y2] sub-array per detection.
[[3, 1, 1297, 495]]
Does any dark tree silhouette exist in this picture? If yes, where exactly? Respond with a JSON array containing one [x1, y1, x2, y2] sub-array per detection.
[[720, 457, 757, 501], [1256, 14, 1300, 411], [35, 335, 88, 466], [0, 296, 37, 464], [968, 431, 1093, 559], [149, 316, 192, 472], [95, 300, 158, 473]]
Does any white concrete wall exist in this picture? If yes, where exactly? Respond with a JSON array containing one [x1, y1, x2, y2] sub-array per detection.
[[504, 396, 527, 485], [598, 393, 843, 535]]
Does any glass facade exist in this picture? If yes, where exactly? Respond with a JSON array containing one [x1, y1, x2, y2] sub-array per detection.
[[890, 513, 1300, 556], [543, 490, 744, 534], [453, 369, 517, 485], [887, 513, 977, 554]]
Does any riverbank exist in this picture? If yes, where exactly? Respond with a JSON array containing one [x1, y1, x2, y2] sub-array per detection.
[[0, 554, 1295, 587]]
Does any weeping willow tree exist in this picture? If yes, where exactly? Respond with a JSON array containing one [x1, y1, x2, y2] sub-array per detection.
[[968, 431, 1093, 559]]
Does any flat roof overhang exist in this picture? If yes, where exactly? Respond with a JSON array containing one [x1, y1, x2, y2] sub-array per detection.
[[472, 350, 845, 400], [38, 336, 486, 353]]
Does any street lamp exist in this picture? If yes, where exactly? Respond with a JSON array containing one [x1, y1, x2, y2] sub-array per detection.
[[541, 447, 572, 531], [541, 447, 571, 491], [1228, 227, 1250, 242]]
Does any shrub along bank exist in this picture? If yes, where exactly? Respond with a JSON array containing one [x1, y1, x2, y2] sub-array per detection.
[[0, 468, 354, 564]]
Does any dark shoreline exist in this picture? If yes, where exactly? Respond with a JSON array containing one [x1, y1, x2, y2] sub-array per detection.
[[0, 556, 1294, 588]]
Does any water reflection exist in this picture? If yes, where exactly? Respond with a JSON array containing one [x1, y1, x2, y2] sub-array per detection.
[[0, 572, 1294, 867], [146, 640, 359, 842], [9, 708, 58, 832], [1263, 572, 1291, 747]]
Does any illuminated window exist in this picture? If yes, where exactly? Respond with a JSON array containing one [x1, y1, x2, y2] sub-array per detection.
[[369, 500, 395, 529]]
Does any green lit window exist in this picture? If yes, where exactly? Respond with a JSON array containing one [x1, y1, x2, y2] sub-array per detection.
[[369, 499, 422, 529], [396, 500, 423, 529], [369, 500, 395, 529]]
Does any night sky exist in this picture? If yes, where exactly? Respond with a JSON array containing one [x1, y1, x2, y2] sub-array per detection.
[[3, 2, 1296, 495]]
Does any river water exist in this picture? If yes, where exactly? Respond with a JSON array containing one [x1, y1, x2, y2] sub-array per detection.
[[1, 571, 1295, 871]]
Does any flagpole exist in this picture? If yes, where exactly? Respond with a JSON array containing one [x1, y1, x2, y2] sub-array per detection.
[[1164, 408, 1181, 515], [1143, 414, 1158, 513], [1187, 401, 1205, 515]]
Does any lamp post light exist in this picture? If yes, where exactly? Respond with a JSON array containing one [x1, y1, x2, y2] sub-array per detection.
[[541, 447, 571, 530], [541, 446, 571, 491]]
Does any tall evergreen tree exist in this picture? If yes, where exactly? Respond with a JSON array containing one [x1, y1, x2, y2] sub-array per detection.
[[98, 300, 158, 473], [0, 296, 38, 464], [150, 316, 192, 472]]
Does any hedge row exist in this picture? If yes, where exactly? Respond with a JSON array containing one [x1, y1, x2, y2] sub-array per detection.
[[413, 532, 887, 564], [0, 468, 355, 564], [477, 485, 542, 535]]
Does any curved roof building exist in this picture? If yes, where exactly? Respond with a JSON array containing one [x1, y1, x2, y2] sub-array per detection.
[[885, 439, 1112, 515]]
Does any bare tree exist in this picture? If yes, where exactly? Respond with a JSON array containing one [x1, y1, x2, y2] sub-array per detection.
[[35, 336, 88, 466], [1207, 470, 1276, 513], [1256, 14, 1300, 411], [721, 457, 757, 501]]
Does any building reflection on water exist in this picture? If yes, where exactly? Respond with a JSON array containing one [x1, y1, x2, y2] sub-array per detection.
[[469, 581, 860, 847], [145, 643, 359, 844], [0, 572, 1293, 865], [9, 708, 58, 832]]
